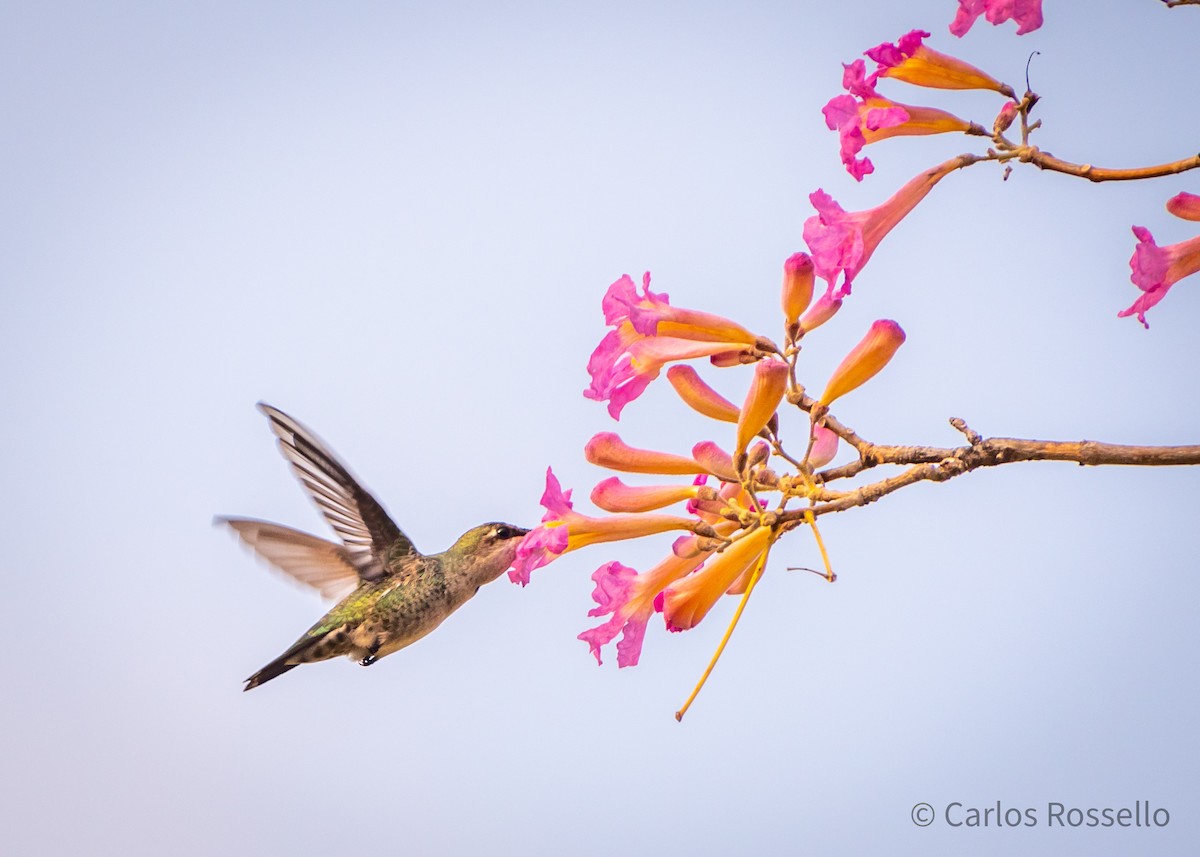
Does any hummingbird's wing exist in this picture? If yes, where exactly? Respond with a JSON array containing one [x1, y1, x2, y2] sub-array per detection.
[[217, 517, 363, 601], [257, 403, 417, 580]]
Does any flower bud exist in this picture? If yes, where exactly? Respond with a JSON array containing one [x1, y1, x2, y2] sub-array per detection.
[[819, 319, 906, 406], [590, 477, 700, 513], [993, 101, 1018, 135], [808, 424, 839, 468], [798, 291, 843, 333], [666, 365, 740, 423], [691, 440, 738, 482], [782, 252, 815, 326], [1167, 191, 1200, 222], [585, 432, 705, 475], [735, 359, 789, 456]]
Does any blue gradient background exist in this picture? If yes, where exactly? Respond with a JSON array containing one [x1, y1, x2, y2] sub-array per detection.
[[2, 2, 1197, 854]]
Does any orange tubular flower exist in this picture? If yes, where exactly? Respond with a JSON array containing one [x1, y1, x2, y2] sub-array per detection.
[[860, 97, 973, 141], [661, 527, 773, 632], [869, 30, 1009, 94], [819, 319, 906, 406]]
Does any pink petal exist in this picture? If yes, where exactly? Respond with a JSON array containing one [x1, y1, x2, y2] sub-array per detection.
[[507, 524, 569, 586], [1129, 226, 1170, 293], [585, 561, 637, 618]]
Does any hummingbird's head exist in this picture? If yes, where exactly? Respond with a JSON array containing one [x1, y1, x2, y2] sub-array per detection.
[[449, 522, 531, 587]]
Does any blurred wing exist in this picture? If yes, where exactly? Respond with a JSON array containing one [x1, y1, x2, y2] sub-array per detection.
[[258, 403, 418, 580], [218, 517, 363, 601]]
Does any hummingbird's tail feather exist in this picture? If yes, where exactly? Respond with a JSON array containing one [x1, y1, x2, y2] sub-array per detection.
[[244, 656, 300, 691]]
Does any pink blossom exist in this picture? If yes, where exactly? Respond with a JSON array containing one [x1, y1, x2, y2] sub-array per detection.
[[803, 159, 959, 297], [950, 0, 1044, 37], [585, 273, 758, 419], [578, 552, 706, 667], [508, 467, 696, 585], [823, 94, 906, 181], [1119, 226, 1200, 328]]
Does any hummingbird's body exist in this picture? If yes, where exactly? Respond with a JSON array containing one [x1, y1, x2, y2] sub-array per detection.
[[218, 404, 528, 690]]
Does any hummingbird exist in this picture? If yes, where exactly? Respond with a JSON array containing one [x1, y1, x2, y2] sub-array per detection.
[[217, 403, 529, 690]]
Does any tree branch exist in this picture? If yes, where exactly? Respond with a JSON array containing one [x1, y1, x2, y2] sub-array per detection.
[[775, 419, 1200, 527], [1021, 147, 1200, 182]]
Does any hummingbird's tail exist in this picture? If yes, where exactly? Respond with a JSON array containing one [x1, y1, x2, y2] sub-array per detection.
[[244, 656, 299, 691]]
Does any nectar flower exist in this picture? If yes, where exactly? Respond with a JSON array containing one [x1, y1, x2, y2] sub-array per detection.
[[824, 92, 972, 181], [804, 159, 959, 297], [578, 551, 708, 667], [950, 0, 1044, 37], [819, 320, 906, 405], [735, 359, 788, 458], [661, 527, 773, 632], [869, 29, 1009, 94], [508, 468, 697, 585], [586, 273, 760, 419], [1119, 226, 1200, 328], [666, 365, 741, 423]]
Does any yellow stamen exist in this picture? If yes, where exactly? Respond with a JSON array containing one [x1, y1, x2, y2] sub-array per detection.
[[804, 508, 834, 582], [675, 546, 771, 722]]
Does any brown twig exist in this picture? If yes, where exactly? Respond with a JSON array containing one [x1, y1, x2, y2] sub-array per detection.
[[776, 422, 1200, 527], [1020, 148, 1200, 182]]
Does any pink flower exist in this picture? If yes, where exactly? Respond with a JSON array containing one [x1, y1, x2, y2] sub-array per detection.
[[950, 0, 1044, 37], [578, 552, 706, 667], [824, 91, 973, 181], [823, 94, 905, 181], [585, 273, 760, 419], [1119, 226, 1200, 328], [803, 159, 959, 297], [869, 29, 1008, 93], [508, 467, 697, 585]]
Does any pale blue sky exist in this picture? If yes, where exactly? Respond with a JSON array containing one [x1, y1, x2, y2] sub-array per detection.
[[2, 2, 1197, 854]]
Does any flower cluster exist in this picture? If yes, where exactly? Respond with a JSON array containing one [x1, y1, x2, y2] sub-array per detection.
[[510, 260, 906, 674], [824, 29, 1008, 181]]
